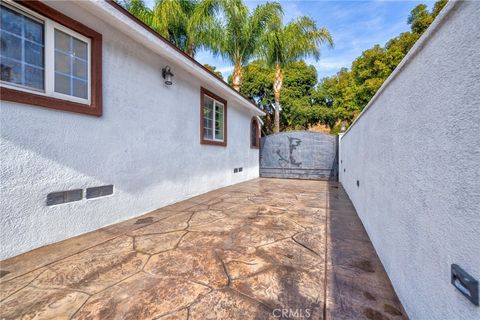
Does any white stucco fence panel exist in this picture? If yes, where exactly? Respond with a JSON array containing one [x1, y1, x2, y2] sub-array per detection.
[[339, 2, 480, 319], [0, 1, 260, 259]]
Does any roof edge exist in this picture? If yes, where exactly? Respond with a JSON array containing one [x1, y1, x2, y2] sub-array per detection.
[[81, 0, 264, 116]]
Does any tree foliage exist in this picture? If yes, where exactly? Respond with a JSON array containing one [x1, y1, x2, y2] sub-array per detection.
[[238, 0, 447, 134], [207, 0, 283, 91], [120, 0, 447, 134], [203, 64, 223, 79], [119, 0, 221, 57], [313, 0, 447, 130], [237, 60, 320, 133], [260, 15, 333, 132], [120, 0, 282, 90]]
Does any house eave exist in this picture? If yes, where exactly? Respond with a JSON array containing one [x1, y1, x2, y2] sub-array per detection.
[[74, 0, 265, 116]]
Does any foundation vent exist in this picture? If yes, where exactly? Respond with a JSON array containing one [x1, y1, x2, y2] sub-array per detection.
[[47, 189, 83, 206], [86, 185, 114, 199]]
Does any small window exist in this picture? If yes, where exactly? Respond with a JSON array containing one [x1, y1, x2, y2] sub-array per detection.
[[251, 118, 260, 149], [201, 88, 227, 146], [0, 1, 102, 115]]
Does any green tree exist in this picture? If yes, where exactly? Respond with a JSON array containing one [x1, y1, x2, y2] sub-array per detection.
[[238, 60, 319, 133], [208, 0, 282, 91], [431, 0, 448, 17], [350, 45, 391, 107], [407, 0, 447, 34], [408, 4, 433, 34], [232, 60, 275, 133], [282, 61, 318, 101], [261, 16, 333, 132], [122, 0, 448, 134], [314, 0, 447, 131], [280, 61, 318, 130], [120, 0, 151, 22], [120, 0, 218, 57], [315, 68, 355, 109], [384, 31, 420, 68], [314, 68, 358, 125], [237, 60, 274, 105], [203, 64, 223, 79]]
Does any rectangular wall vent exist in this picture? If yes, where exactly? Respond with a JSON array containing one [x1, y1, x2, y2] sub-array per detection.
[[234, 167, 244, 173], [86, 185, 114, 199], [47, 189, 83, 206]]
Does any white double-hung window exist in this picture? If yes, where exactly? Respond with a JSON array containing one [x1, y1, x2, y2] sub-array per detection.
[[0, 1, 91, 104], [203, 95, 225, 142], [201, 88, 227, 146]]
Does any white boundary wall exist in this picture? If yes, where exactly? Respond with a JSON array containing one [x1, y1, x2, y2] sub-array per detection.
[[340, 1, 480, 320], [339, 1, 480, 319]]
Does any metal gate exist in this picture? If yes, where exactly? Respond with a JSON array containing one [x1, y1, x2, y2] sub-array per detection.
[[260, 131, 338, 181]]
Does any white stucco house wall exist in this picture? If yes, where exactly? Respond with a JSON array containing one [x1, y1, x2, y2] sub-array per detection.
[[339, 1, 480, 319], [0, 0, 264, 259]]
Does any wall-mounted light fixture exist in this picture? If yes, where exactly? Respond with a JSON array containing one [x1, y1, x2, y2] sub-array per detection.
[[162, 66, 174, 85]]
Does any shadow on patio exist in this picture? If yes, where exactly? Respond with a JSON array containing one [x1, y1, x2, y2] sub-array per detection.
[[0, 178, 406, 319]]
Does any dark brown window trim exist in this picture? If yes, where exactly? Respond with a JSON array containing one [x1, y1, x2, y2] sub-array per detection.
[[0, 0, 103, 116], [250, 117, 260, 149], [200, 87, 227, 147]]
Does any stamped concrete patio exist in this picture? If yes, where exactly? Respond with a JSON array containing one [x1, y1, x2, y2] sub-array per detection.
[[0, 178, 406, 320]]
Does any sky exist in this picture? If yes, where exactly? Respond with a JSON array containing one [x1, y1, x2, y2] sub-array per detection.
[[145, 0, 436, 80]]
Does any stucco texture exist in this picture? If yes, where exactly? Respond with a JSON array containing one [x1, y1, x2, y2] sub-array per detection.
[[339, 2, 480, 319], [0, 2, 260, 259]]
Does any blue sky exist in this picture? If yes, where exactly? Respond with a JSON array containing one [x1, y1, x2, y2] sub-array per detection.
[[145, 0, 435, 80]]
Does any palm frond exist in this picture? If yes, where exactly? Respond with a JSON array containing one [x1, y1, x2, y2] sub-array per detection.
[[151, 0, 188, 40], [121, 0, 155, 28], [261, 15, 334, 68]]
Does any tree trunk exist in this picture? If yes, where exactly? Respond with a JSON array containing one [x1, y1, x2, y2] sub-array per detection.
[[186, 42, 195, 58], [266, 112, 272, 134], [273, 64, 283, 133], [232, 62, 242, 92]]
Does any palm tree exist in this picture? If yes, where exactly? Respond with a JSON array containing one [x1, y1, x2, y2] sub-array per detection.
[[262, 16, 333, 132], [120, 0, 155, 28], [208, 0, 282, 91], [121, 0, 218, 58]]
